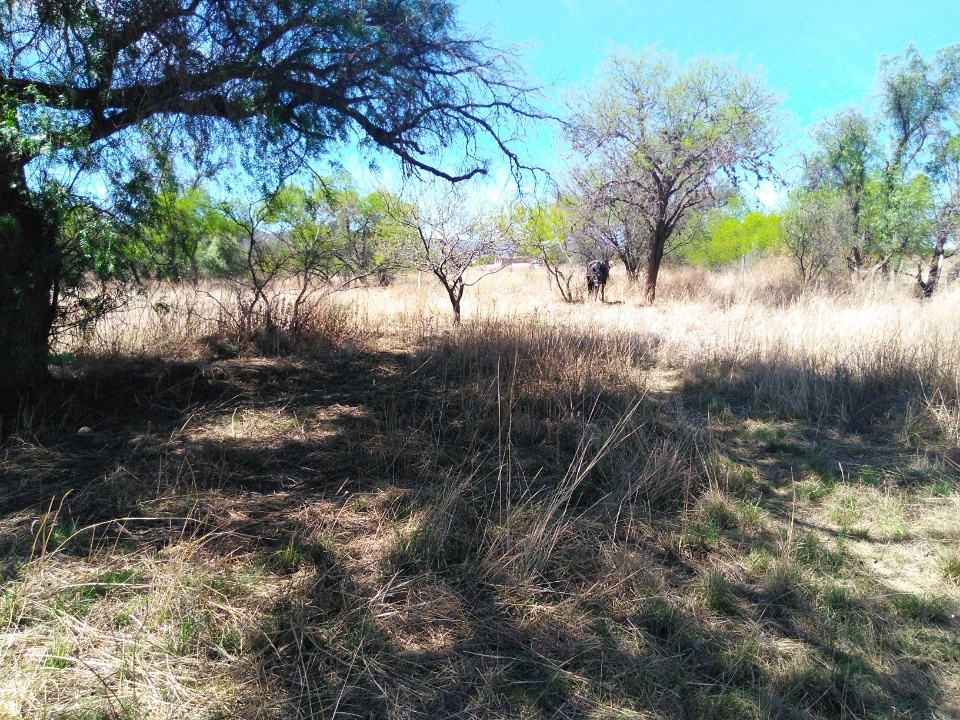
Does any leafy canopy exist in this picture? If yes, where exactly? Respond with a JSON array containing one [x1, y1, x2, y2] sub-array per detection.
[[1, 0, 543, 182], [682, 204, 783, 267], [565, 49, 781, 298]]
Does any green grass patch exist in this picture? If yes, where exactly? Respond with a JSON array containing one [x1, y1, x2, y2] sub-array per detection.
[[877, 497, 911, 540], [930, 479, 956, 496], [34, 520, 95, 557], [763, 559, 805, 609], [267, 533, 334, 574], [889, 593, 956, 624], [793, 533, 848, 574], [683, 491, 764, 550], [698, 569, 739, 615], [693, 686, 764, 720], [856, 465, 885, 487], [165, 609, 212, 655], [890, 626, 960, 664], [827, 489, 870, 537], [795, 473, 839, 501], [746, 424, 797, 452], [743, 546, 773, 575], [41, 635, 74, 669], [938, 550, 960, 584], [56, 569, 141, 616]]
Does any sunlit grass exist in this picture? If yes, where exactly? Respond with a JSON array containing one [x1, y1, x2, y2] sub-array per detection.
[[6, 258, 960, 719]]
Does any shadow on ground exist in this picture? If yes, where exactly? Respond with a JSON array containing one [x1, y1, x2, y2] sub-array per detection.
[[2, 338, 959, 719]]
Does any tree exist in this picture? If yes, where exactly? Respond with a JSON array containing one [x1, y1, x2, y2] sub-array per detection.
[[804, 46, 960, 279], [680, 202, 783, 267], [515, 201, 585, 303], [390, 183, 510, 325], [565, 51, 780, 302], [329, 185, 407, 286], [565, 166, 646, 279], [782, 190, 852, 285], [804, 110, 876, 246], [876, 45, 960, 284], [0, 0, 543, 411], [918, 134, 960, 296], [216, 180, 404, 340], [118, 147, 245, 282]]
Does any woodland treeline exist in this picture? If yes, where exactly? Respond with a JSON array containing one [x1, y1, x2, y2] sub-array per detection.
[[0, 0, 958, 412]]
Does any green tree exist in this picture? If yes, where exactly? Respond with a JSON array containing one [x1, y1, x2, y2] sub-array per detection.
[[515, 201, 586, 302], [782, 190, 852, 285], [804, 110, 876, 245], [129, 170, 245, 282], [804, 46, 960, 278], [330, 185, 408, 285], [566, 50, 781, 302], [859, 174, 934, 264], [682, 203, 783, 267], [50, 193, 135, 344], [0, 0, 543, 412], [267, 179, 408, 286], [193, 195, 247, 279], [917, 135, 960, 295]]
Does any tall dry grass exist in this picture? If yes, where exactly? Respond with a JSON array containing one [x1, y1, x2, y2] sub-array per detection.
[[4, 257, 959, 719]]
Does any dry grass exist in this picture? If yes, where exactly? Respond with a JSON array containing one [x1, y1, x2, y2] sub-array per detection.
[[2, 258, 960, 719]]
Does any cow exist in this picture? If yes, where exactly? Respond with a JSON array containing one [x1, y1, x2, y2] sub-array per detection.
[[586, 259, 610, 302]]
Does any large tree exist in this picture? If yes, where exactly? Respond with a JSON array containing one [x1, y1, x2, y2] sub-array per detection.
[[804, 46, 960, 280], [804, 110, 875, 248], [0, 0, 542, 412], [565, 51, 780, 302]]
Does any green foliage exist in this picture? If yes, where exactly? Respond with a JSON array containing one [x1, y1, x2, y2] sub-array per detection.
[[122, 171, 411, 285], [41, 636, 74, 669], [859, 173, 935, 259], [515, 202, 572, 261], [566, 50, 781, 297], [889, 593, 956, 624], [514, 201, 584, 302], [267, 178, 410, 284], [805, 109, 876, 230], [108, 140, 246, 281], [802, 45, 960, 271], [682, 205, 783, 267], [781, 189, 852, 283], [147, 186, 246, 280]]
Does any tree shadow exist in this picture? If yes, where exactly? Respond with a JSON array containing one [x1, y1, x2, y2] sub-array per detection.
[[1, 337, 958, 718]]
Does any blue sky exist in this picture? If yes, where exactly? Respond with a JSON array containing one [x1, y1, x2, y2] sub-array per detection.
[[447, 0, 958, 202]]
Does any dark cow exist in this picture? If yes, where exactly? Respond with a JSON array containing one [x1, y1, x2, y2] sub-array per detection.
[[586, 259, 610, 302]]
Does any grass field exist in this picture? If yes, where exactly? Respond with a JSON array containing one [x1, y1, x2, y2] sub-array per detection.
[[2, 260, 959, 719]]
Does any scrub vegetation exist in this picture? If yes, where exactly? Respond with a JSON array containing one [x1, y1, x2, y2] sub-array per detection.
[[2, 261, 959, 719], [2, 1, 959, 715]]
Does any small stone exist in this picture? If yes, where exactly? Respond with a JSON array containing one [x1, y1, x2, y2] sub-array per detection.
[[77, 426, 92, 435]]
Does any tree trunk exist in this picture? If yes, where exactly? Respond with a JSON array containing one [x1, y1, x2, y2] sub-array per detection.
[[0, 163, 60, 417], [846, 246, 864, 275], [440, 276, 463, 326], [644, 225, 668, 303], [917, 230, 949, 297], [449, 285, 462, 326], [615, 248, 641, 282]]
